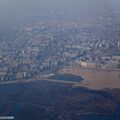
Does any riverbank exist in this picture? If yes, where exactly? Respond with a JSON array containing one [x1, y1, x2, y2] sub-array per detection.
[[58, 66, 120, 90]]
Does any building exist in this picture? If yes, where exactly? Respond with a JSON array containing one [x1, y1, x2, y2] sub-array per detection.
[[112, 54, 120, 61], [105, 61, 119, 68], [79, 61, 97, 68]]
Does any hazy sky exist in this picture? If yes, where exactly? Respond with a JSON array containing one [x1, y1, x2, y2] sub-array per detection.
[[0, 0, 120, 22]]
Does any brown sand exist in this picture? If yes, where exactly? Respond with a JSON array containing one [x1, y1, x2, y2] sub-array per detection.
[[59, 67, 120, 90]]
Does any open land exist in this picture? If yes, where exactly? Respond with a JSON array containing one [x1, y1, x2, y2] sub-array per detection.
[[58, 66, 120, 90]]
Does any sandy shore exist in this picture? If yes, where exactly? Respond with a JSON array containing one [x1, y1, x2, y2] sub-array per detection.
[[59, 66, 120, 90]]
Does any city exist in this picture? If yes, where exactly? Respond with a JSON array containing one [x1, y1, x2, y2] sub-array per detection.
[[0, 0, 120, 120]]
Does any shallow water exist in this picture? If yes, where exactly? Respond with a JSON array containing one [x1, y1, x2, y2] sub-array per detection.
[[49, 74, 84, 82]]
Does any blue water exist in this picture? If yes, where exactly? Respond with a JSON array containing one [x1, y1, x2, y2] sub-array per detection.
[[49, 74, 84, 82]]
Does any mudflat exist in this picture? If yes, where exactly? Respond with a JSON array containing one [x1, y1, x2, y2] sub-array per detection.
[[59, 67, 120, 90]]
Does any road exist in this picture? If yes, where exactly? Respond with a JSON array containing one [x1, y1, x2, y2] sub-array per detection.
[[0, 77, 81, 85]]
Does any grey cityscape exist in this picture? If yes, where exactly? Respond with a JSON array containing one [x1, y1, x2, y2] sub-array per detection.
[[0, 0, 120, 120]]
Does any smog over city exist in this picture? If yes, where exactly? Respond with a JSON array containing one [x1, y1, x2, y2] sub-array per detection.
[[0, 0, 120, 120]]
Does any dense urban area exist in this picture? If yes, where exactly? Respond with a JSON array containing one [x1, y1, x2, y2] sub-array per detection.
[[0, 4, 120, 120], [0, 10, 120, 82]]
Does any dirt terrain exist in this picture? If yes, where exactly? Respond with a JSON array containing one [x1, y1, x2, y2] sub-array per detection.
[[59, 66, 120, 90]]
